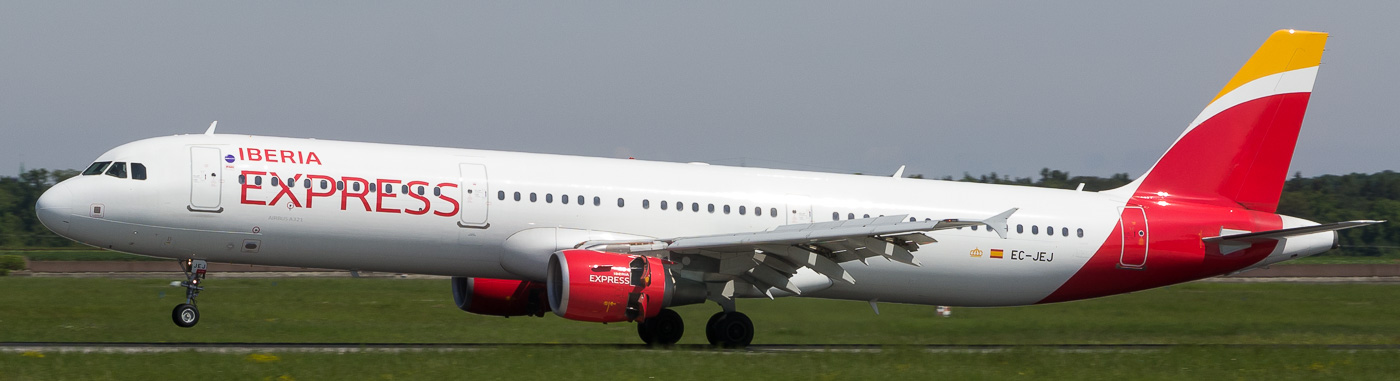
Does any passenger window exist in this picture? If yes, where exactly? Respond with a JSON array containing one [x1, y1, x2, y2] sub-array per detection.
[[370, 182, 376, 193], [337, 181, 344, 191], [384, 184, 392, 194], [708, 204, 715, 213], [1031, 225, 1039, 235], [401, 185, 408, 194], [577, 195, 584, 205], [239, 175, 246, 185], [692, 203, 699, 212], [435, 187, 442, 197], [498, 191, 505, 200], [617, 198, 625, 207], [131, 163, 147, 180], [723, 205, 731, 214], [661, 201, 668, 210], [105, 162, 128, 178], [273, 177, 281, 187], [593, 196, 601, 206], [643, 199, 650, 209], [83, 161, 111, 176], [283, 178, 292, 188], [320, 180, 329, 189], [303, 179, 311, 188], [514, 192, 521, 201], [863, 214, 870, 219], [755, 206, 762, 217], [562, 194, 570, 205], [1016, 224, 1024, 234], [771, 208, 778, 217], [351, 182, 359, 192], [1047, 226, 1055, 236], [740, 206, 747, 215], [909, 217, 916, 222], [1062, 227, 1069, 237], [679, 201, 686, 212], [530, 193, 537, 202], [546, 194, 554, 203], [833, 212, 840, 221], [1077, 228, 1084, 238], [848, 213, 855, 220]]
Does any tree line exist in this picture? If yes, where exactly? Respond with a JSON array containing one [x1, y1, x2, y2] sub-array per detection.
[[1, 168, 1393, 256]]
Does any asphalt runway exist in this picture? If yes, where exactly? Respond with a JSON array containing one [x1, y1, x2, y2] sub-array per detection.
[[2, 342, 1397, 354]]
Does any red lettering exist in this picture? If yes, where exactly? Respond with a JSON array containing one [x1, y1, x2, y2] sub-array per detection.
[[247, 149, 262, 161], [304, 174, 337, 208], [297, 151, 304, 164], [376, 179, 402, 214], [306, 152, 321, 165], [280, 150, 294, 163], [404, 181, 431, 215], [240, 170, 267, 205], [264, 149, 277, 162], [340, 177, 371, 211], [434, 183, 460, 217], [267, 172, 303, 207], [239, 148, 245, 161]]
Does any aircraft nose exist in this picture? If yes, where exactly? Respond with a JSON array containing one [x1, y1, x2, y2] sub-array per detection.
[[35, 181, 74, 236]]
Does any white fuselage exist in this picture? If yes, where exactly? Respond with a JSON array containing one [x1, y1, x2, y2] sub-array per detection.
[[35, 134, 1332, 307]]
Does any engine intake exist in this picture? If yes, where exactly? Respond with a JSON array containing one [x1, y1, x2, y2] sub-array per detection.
[[451, 277, 548, 317]]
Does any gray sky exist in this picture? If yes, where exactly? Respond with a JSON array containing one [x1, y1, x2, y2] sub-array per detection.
[[3, 1, 1397, 180]]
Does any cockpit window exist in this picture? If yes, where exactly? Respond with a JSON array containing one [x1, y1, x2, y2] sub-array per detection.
[[83, 161, 111, 176], [105, 162, 128, 178], [131, 163, 147, 180]]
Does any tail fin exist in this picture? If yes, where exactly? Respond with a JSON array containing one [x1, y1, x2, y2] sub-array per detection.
[[1111, 30, 1328, 213]]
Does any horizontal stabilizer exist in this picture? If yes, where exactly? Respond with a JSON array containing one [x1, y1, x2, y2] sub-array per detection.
[[1204, 220, 1384, 244]]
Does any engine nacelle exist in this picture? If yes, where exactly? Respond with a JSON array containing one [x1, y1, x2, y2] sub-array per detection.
[[451, 277, 549, 317], [547, 249, 703, 323]]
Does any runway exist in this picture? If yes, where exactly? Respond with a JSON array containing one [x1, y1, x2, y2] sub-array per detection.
[[3, 342, 1397, 354]]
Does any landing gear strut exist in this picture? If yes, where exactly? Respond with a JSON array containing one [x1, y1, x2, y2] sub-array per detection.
[[637, 309, 685, 345], [705, 311, 753, 348], [171, 259, 207, 328]]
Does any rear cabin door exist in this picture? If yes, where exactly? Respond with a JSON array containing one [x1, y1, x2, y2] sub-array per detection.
[[1117, 206, 1149, 269], [458, 163, 490, 228], [189, 146, 224, 212]]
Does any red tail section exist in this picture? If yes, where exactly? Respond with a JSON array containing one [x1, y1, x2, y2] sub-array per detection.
[[1114, 30, 1328, 213]]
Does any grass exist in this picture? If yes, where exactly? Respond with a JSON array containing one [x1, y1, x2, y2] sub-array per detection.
[[1, 278, 1397, 345], [2, 278, 1398, 380], [2, 347, 1398, 380]]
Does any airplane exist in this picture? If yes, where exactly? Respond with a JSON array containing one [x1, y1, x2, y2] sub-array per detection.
[[34, 29, 1381, 347]]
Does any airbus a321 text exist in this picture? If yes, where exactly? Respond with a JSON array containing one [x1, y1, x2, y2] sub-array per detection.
[[36, 30, 1381, 346]]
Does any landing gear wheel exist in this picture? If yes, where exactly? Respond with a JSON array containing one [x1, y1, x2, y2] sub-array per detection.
[[705, 311, 753, 348], [170, 259, 207, 328], [172, 303, 199, 328], [637, 309, 685, 345]]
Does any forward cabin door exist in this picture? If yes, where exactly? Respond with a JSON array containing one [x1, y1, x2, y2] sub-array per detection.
[[188, 146, 224, 212], [1117, 206, 1149, 269], [458, 163, 490, 228]]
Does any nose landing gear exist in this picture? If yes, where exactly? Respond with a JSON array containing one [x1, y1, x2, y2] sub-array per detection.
[[170, 259, 207, 328]]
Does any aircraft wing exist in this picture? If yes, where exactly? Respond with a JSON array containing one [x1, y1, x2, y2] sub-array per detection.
[[581, 208, 1017, 298]]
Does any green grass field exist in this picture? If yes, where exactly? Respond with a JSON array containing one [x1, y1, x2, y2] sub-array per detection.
[[2, 278, 1397, 379]]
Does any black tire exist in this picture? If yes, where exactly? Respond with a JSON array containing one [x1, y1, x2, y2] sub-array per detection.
[[172, 303, 199, 328], [705, 312, 753, 348], [705, 312, 724, 345], [650, 309, 684, 345], [637, 318, 658, 345]]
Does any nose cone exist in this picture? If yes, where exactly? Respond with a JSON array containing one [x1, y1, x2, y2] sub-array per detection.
[[35, 182, 74, 236]]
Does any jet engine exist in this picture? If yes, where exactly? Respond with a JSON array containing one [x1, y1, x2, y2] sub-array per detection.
[[451, 277, 549, 317], [546, 249, 704, 323]]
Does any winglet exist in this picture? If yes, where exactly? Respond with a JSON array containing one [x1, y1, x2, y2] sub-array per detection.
[[983, 208, 1018, 239], [892, 165, 906, 178], [204, 121, 218, 135]]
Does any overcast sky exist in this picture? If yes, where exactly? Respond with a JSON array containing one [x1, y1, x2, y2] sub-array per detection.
[[3, 1, 1397, 180]]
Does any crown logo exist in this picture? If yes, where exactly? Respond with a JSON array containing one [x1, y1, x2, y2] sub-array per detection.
[[969, 248, 984, 258]]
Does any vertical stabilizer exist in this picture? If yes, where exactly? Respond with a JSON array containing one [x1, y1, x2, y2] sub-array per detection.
[[1110, 30, 1327, 213]]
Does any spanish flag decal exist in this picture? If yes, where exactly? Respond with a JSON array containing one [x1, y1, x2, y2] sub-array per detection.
[[990, 249, 1004, 259]]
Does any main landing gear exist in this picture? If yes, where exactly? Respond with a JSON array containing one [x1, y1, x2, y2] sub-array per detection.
[[635, 308, 755, 347], [171, 259, 207, 328]]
